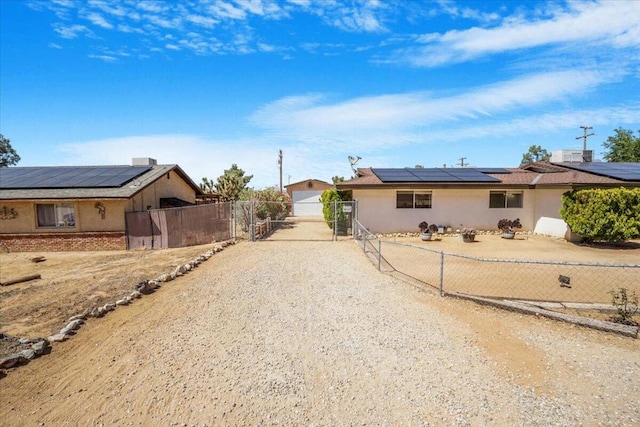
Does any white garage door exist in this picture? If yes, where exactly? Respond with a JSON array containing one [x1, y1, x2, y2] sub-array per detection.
[[292, 191, 324, 216]]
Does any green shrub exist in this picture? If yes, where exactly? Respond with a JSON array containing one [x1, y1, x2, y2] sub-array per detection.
[[320, 189, 349, 231], [560, 187, 640, 242]]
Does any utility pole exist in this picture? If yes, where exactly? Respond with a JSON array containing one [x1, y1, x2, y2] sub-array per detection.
[[277, 149, 283, 193], [458, 157, 467, 167], [576, 126, 594, 150]]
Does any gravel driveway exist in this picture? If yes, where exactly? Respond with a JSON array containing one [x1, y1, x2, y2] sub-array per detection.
[[1, 221, 639, 425]]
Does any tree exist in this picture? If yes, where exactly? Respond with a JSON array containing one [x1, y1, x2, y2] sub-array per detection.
[[602, 128, 640, 162], [520, 145, 550, 165], [199, 177, 216, 193], [560, 188, 640, 242], [0, 134, 20, 167], [214, 164, 253, 201]]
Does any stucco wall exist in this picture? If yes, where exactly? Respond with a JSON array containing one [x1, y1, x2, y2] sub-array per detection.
[[0, 200, 127, 234], [530, 188, 568, 222], [128, 170, 196, 212], [353, 188, 539, 233]]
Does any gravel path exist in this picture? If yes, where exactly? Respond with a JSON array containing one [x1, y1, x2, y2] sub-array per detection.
[[1, 224, 639, 425]]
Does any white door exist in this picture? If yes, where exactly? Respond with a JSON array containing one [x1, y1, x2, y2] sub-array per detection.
[[292, 191, 324, 216]]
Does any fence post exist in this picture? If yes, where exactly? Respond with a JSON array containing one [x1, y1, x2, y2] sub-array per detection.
[[333, 200, 338, 242], [439, 252, 444, 297]]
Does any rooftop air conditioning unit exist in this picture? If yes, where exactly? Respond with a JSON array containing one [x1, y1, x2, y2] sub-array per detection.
[[132, 157, 157, 166]]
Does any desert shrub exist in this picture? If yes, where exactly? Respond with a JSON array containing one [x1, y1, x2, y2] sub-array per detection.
[[609, 288, 639, 326], [560, 187, 640, 242]]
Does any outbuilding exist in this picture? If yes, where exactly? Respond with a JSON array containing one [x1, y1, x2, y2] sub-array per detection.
[[285, 179, 333, 217]]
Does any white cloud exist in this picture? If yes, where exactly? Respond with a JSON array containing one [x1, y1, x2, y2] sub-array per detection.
[[208, 1, 247, 20], [186, 14, 218, 28], [402, 1, 640, 67], [87, 54, 118, 62], [53, 23, 92, 39], [84, 12, 113, 29], [48, 42, 63, 49], [251, 70, 611, 143]]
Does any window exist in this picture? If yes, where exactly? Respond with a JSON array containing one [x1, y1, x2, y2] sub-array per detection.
[[396, 191, 432, 209], [36, 203, 75, 227], [489, 191, 523, 208]]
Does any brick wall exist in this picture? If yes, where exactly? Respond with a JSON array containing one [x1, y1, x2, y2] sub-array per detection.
[[0, 232, 127, 252]]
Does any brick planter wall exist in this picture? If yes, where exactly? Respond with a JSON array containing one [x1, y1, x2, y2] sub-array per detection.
[[0, 232, 127, 252]]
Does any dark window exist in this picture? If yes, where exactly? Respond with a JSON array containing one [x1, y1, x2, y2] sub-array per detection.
[[415, 192, 432, 208], [397, 191, 432, 209], [490, 191, 523, 208], [36, 203, 75, 227], [396, 191, 414, 208]]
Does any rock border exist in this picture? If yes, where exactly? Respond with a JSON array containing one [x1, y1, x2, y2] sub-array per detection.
[[0, 240, 236, 373]]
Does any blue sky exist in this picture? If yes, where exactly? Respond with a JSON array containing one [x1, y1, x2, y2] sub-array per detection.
[[1, 0, 639, 188]]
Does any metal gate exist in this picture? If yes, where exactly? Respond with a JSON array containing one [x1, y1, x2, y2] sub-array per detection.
[[233, 200, 357, 242]]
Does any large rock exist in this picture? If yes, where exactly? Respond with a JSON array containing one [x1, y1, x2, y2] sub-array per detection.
[[20, 349, 36, 360], [31, 339, 50, 355], [0, 354, 26, 369]]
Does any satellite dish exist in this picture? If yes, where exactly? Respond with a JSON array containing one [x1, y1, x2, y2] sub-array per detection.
[[348, 156, 361, 166]]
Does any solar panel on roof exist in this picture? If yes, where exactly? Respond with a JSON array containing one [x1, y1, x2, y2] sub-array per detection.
[[0, 166, 153, 189], [372, 168, 501, 183], [553, 162, 640, 181]]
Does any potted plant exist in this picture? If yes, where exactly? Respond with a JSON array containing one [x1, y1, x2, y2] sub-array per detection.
[[419, 221, 438, 241], [460, 227, 477, 242], [497, 218, 522, 239]]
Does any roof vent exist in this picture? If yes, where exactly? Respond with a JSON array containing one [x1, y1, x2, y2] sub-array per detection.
[[132, 157, 157, 166]]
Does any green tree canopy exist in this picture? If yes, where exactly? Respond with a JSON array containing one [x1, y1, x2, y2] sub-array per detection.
[[520, 145, 550, 165], [214, 164, 253, 201], [0, 134, 20, 167], [602, 128, 640, 162]]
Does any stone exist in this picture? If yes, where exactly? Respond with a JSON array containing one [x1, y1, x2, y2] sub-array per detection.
[[184, 263, 192, 271], [20, 349, 36, 360], [103, 303, 115, 311], [158, 274, 171, 282], [115, 299, 129, 306], [31, 340, 49, 355], [130, 290, 142, 299], [60, 319, 83, 335], [135, 280, 148, 292], [0, 354, 25, 369], [47, 333, 67, 342], [19, 337, 32, 344]]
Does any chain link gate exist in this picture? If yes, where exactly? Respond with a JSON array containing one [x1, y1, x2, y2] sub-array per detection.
[[232, 200, 357, 242]]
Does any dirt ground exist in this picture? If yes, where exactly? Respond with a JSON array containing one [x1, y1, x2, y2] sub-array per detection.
[[1, 221, 639, 425], [1, 231, 638, 348], [376, 233, 640, 308]]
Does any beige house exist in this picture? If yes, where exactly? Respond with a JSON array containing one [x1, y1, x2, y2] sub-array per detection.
[[285, 179, 333, 217], [0, 158, 203, 252], [336, 162, 640, 236]]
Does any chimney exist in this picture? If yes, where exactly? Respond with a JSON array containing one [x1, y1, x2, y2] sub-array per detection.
[[132, 157, 157, 166]]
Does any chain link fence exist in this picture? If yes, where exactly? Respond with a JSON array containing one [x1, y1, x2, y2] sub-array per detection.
[[353, 221, 640, 304]]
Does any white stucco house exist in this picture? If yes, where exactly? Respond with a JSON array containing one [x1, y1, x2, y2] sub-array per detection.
[[336, 162, 640, 235]]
